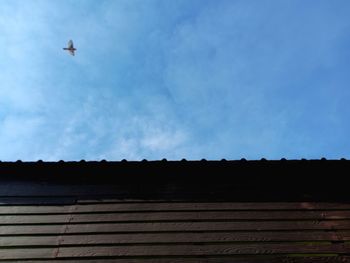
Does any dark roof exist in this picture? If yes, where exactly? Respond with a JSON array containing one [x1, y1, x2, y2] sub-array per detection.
[[0, 160, 349, 262], [1, 159, 349, 201]]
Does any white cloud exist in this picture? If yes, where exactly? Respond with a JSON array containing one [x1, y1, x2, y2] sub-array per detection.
[[141, 128, 186, 152]]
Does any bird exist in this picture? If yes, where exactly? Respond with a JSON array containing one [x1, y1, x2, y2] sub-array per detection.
[[63, 40, 76, 56]]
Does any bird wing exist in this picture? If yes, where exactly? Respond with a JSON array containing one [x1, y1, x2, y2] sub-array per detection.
[[68, 40, 74, 48], [69, 49, 75, 56]]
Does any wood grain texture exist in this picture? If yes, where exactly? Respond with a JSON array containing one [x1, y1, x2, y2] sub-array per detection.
[[69, 203, 350, 212], [68, 211, 350, 221], [1, 244, 349, 260], [75, 201, 350, 211], [2, 211, 350, 224], [0, 235, 60, 247], [64, 220, 350, 233], [2, 220, 350, 235], [0, 225, 63, 235], [2, 202, 350, 214], [33, 230, 350, 243], [1, 231, 349, 247], [52, 243, 350, 257], [0, 214, 70, 224], [0, 205, 72, 214], [0, 247, 55, 260]]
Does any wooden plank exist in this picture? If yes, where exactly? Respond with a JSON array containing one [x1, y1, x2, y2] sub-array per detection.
[[4, 257, 350, 263], [2, 221, 350, 235], [64, 220, 350, 233], [340, 231, 350, 240], [54, 243, 350, 257], [1, 244, 349, 260], [0, 205, 72, 214], [77, 202, 350, 210], [0, 214, 69, 224], [66, 221, 350, 235], [0, 247, 54, 260], [0, 225, 63, 235], [68, 211, 350, 222], [57, 231, 350, 244], [1, 203, 350, 215], [1, 231, 348, 247], [0, 236, 59, 246], [3, 203, 350, 215], [72, 203, 350, 212], [2, 211, 350, 224]]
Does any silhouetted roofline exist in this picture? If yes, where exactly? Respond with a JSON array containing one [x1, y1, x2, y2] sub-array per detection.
[[0, 159, 349, 178], [1, 157, 348, 163], [0, 159, 349, 201]]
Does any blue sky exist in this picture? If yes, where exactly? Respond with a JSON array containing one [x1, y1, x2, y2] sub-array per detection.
[[1, 0, 350, 161]]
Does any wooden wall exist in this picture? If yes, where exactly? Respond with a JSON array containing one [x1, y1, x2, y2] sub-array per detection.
[[0, 160, 349, 262]]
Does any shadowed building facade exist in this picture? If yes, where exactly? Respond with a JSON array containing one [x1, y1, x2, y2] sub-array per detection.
[[0, 160, 349, 262]]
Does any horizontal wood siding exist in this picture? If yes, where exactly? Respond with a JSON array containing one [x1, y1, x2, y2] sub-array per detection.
[[1, 200, 350, 261], [0, 161, 350, 262]]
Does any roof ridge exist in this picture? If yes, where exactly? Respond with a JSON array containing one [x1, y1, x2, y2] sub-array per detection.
[[0, 158, 348, 163]]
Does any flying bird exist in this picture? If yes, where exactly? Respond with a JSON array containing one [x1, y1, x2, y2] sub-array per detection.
[[63, 40, 76, 56]]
